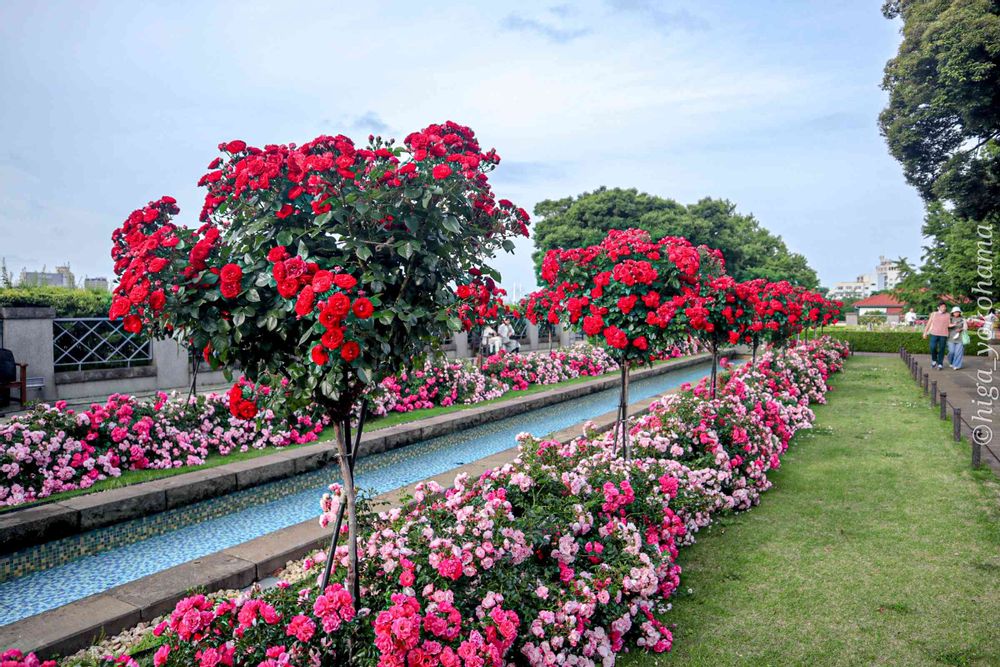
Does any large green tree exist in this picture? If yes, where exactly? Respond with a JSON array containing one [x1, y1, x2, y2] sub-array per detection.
[[531, 187, 818, 287], [881, 0, 1000, 305], [880, 0, 1000, 220]]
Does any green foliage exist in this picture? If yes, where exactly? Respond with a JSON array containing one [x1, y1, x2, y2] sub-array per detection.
[[531, 188, 818, 287], [111, 126, 527, 423], [827, 329, 973, 354], [0, 287, 112, 317], [892, 205, 1000, 308], [880, 0, 1000, 221]]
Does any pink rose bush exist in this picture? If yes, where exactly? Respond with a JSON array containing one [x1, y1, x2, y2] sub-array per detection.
[[369, 341, 703, 416], [0, 390, 325, 507], [8, 338, 849, 666]]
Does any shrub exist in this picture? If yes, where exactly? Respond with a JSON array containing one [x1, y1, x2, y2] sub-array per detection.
[[0, 287, 112, 317], [827, 329, 973, 354]]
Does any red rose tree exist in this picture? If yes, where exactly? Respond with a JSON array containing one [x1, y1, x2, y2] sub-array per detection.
[[109, 121, 529, 606], [527, 228, 722, 457], [684, 275, 760, 397]]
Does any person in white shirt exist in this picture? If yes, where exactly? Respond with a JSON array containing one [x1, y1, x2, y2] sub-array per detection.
[[497, 318, 519, 353], [904, 308, 917, 326], [983, 308, 997, 341]]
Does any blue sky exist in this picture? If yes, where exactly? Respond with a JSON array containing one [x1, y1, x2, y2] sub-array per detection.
[[0, 0, 924, 297]]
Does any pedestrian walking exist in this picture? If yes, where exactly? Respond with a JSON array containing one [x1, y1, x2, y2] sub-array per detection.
[[947, 306, 967, 370], [922, 302, 950, 369]]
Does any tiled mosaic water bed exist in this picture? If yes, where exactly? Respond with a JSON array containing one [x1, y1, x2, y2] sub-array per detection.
[[0, 362, 711, 625]]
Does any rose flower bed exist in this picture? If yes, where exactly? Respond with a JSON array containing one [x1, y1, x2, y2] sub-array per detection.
[[369, 340, 703, 417], [0, 388, 325, 507], [2, 337, 848, 666]]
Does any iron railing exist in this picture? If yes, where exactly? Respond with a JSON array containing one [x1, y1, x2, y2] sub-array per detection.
[[53, 318, 152, 372]]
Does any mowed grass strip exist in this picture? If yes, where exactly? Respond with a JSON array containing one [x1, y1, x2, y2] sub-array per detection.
[[623, 355, 1000, 667]]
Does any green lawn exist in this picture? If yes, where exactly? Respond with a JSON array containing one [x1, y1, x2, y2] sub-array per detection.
[[623, 355, 1000, 666]]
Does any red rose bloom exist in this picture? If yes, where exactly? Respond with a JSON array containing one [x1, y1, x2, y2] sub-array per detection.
[[352, 297, 374, 319], [294, 286, 315, 317], [148, 290, 166, 311], [632, 336, 648, 350], [327, 292, 351, 319], [312, 270, 333, 294], [321, 328, 344, 350], [148, 257, 169, 273], [220, 263, 242, 284], [582, 314, 604, 336], [122, 314, 142, 334], [109, 296, 131, 320], [311, 344, 329, 366], [617, 295, 637, 315], [226, 140, 247, 153], [267, 246, 289, 263], [333, 274, 357, 290], [220, 281, 240, 299], [432, 164, 452, 180], [237, 400, 257, 420], [340, 341, 360, 362], [278, 279, 299, 298], [602, 326, 628, 349]]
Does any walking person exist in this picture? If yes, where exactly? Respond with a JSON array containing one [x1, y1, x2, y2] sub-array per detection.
[[922, 302, 950, 369], [947, 306, 967, 370], [984, 307, 998, 341]]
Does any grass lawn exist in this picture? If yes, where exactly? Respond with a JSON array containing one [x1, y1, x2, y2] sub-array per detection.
[[622, 355, 1000, 666]]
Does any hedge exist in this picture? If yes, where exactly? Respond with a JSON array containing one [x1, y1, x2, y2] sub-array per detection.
[[0, 287, 112, 317], [827, 329, 975, 354]]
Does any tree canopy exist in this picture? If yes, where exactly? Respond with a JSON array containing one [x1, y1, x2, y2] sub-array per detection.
[[531, 187, 818, 288], [880, 1, 1000, 306], [880, 0, 1000, 221]]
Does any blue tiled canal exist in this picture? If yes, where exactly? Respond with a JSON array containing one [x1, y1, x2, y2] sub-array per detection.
[[0, 361, 712, 625]]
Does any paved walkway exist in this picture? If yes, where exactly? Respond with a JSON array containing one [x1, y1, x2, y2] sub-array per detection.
[[910, 349, 1000, 474]]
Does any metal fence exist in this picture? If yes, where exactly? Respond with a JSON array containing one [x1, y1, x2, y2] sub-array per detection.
[[53, 318, 152, 372], [899, 347, 997, 468]]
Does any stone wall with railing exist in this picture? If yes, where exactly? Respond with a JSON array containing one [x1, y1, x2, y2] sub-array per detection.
[[0, 307, 576, 405], [0, 307, 227, 403]]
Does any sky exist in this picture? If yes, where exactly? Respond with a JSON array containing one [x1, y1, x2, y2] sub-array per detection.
[[0, 0, 926, 297]]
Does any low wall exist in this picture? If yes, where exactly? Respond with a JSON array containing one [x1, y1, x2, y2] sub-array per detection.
[[0, 308, 235, 404]]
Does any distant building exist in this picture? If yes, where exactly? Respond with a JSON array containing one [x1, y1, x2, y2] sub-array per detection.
[[19, 265, 75, 288], [853, 293, 905, 317], [827, 256, 902, 300], [875, 256, 901, 291], [827, 273, 876, 301], [83, 277, 109, 291]]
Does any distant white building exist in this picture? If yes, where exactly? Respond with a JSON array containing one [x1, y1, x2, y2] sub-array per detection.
[[875, 256, 901, 291], [83, 277, 109, 291], [827, 256, 902, 300], [828, 273, 876, 301]]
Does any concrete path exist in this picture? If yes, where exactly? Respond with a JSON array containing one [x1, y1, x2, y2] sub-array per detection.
[[909, 350, 1000, 474]]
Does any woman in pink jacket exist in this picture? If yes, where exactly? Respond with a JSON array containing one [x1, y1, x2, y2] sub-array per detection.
[[922, 301, 950, 370]]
